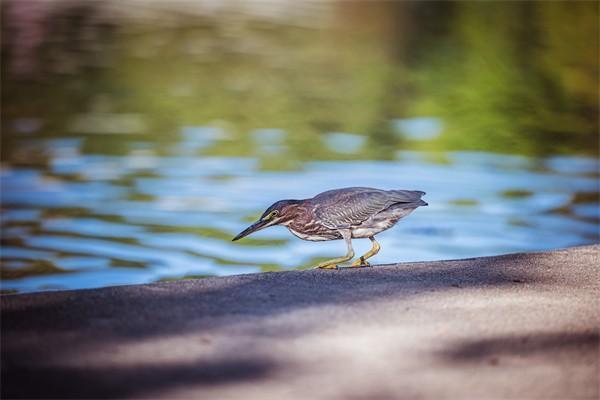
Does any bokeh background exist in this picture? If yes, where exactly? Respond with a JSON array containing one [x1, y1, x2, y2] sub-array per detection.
[[1, 0, 599, 293]]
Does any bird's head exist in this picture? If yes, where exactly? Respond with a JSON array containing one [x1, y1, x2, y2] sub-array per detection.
[[232, 199, 300, 241]]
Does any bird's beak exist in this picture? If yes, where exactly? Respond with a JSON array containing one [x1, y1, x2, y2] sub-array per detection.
[[232, 218, 274, 241]]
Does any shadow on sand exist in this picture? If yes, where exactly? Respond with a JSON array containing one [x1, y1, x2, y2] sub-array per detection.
[[2, 247, 597, 398]]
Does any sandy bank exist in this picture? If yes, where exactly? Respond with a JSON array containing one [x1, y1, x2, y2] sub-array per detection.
[[2, 245, 599, 399]]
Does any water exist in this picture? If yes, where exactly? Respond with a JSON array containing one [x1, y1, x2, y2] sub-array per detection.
[[1, 1, 598, 293], [2, 137, 598, 293]]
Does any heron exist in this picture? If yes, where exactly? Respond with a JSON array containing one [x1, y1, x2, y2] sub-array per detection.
[[232, 187, 427, 269]]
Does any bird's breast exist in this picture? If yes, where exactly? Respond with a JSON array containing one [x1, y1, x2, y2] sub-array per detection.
[[285, 220, 341, 241], [287, 228, 336, 241]]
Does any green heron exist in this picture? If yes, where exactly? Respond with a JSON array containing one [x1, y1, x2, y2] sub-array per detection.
[[232, 187, 427, 269]]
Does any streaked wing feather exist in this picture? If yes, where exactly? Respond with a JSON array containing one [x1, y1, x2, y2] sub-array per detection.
[[313, 188, 425, 229]]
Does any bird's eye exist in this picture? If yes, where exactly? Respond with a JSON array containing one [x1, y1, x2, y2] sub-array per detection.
[[262, 210, 278, 221]]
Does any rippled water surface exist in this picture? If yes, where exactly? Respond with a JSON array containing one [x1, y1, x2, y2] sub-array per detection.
[[1, 1, 598, 293], [2, 136, 598, 293]]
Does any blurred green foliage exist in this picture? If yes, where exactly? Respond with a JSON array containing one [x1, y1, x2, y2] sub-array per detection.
[[2, 1, 598, 163], [407, 2, 599, 155]]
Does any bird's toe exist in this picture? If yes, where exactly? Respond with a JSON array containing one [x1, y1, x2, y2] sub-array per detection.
[[350, 257, 371, 267]]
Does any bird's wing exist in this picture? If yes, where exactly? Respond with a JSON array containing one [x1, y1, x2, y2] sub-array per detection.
[[313, 188, 425, 229]]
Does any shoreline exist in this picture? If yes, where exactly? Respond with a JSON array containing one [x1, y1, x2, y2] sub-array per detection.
[[2, 244, 599, 399]]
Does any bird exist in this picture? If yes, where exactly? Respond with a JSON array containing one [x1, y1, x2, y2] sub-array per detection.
[[232, 187, 428, 269]]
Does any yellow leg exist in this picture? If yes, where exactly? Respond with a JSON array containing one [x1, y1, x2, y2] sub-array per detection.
[[350, 236, 380, 267], [315, 230, 354, 269]]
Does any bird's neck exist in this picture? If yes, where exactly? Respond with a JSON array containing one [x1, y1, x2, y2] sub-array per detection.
[[281, 200, 313, 227]]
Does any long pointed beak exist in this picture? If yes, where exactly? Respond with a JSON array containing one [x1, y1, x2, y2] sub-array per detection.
[[232, 219, 272, 241]]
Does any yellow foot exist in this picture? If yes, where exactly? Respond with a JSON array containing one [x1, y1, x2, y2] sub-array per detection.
[[350, 257, 371, 268], [314, 264, 339, 269]]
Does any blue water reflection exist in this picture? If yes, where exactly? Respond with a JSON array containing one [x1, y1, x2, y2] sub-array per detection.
[[1, 136, 598, 293]]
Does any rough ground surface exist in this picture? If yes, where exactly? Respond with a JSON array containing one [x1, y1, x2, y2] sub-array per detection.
[[2, 245, 599, 399]]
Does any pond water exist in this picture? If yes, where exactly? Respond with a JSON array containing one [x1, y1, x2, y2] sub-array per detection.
[[2, 139, 598, 293], [1, 1, 598, 293]]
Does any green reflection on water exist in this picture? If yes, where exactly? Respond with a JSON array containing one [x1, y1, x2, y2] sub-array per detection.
[[407, 2, 599, 156], [572, 192, 600, 204], [500, 190, 534, 199], [1, 1, 598, 161], [0, 259, 69, 280], [448, 199, 479, 207]]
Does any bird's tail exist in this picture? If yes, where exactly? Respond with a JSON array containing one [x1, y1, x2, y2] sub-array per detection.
[[389, 189, 427, 204], [389, 190, 428, 207]]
